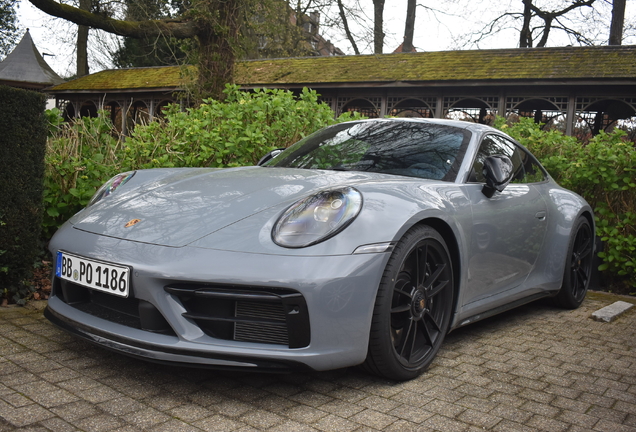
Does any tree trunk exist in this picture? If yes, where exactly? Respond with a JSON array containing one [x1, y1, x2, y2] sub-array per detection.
[[195, 0, 242, 100], [77, 0, 90, 76], [373, 0, 385, 54], [519, 0, 533, 48], [609, 0, 626, 45], [402, 0, 416, 53]]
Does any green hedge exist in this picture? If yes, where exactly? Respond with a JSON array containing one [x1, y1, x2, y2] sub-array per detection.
[[0, 86, 47, 303]]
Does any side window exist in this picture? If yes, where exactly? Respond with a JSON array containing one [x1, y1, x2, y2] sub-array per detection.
[[514, 148, 547, 183], [470, 135, 523, 182]]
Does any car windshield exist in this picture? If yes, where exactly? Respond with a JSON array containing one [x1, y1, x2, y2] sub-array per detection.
[[264, 120, 471, 181]]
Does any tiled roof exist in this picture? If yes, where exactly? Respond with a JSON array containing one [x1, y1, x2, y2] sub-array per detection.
[[49, 65, 191, 92], [48, 45, 636, 92], [0, 31, 64, 87]]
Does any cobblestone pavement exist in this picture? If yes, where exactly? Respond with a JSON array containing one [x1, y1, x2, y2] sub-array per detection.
[[0, 293, 634, 432]]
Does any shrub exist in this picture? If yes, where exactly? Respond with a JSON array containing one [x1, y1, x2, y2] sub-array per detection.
[[123, 84, 362, 169], [497, 117, 635, 290], [42, 114, 123, 239], [0, 86, 47, 304]]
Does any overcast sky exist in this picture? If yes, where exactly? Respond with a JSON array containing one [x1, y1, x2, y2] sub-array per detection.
[[15, 0, 634, 79]]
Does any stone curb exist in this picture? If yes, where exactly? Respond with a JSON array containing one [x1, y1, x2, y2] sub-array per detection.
[[591, 300, 635, 322]]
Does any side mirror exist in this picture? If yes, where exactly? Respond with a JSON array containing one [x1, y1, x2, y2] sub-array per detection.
[[482, 155, 513, 198], [257, 148, 286, 166]]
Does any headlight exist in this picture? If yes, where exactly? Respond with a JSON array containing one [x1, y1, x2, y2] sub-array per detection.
[[87, 171, 136, 207], [272, 187, 363, 248]]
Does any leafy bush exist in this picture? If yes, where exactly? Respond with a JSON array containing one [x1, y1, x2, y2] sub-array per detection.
[[497, 117, 635, 290], [123, 84, 362, 169], [43, 85, 363, 238], [43, 114, 123, 239]]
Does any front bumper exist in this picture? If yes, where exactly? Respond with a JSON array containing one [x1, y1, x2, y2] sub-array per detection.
[[47, 226, 390, 372]]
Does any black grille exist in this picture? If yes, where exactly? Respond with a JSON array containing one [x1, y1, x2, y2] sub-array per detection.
[[52, 277, 175, 335], [165, 284, 310, 348], [235, 301, 288, 345]]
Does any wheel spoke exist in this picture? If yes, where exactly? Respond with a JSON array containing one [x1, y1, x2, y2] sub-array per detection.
[[398, 319, 415, 358], [424, 309, 443, 334], [391, 304, 411, 313], [393, 287, 413, 298], [575, 266, 589, 288], [416, 244, 428, 287], [419, 316, 435, 346], [408, 320, 419, 362], [576, 237, 592, 260], [426, 275, 449, 299]]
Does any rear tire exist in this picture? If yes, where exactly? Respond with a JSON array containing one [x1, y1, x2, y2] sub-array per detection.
[[362, 225, 454, 381], [554, 217, 593, 309]]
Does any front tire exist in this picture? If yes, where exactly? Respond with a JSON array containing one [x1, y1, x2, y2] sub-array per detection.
[[554, 216, 593, 309], [363, 225, 454, 381]]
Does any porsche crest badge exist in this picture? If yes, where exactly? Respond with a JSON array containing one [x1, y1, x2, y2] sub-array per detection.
[[125, 219, 142, 228]]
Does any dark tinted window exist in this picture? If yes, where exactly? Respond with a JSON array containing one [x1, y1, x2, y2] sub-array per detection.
[[470, 134, 545, 184], [266, 121, 471, 182]]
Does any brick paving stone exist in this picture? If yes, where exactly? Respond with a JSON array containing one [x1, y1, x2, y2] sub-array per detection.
[[239, 409, 285, 429], [123, 407, 172, 429], [192, 414, 242, 432], [38, 416, 81, 432], [592, 419, 635, 432], [267, 419, 319, 432], [168, 403, 213, 422], [422, 399, 465, 418], [288, 390, 334, 407], [357, 395, 401, 413], [382, 419, 425, 432], [526, 414, 571, 432], [282, 404, 329, 423], [50, 401, 101, 422], [386, 405, 434, 423], [389, 390, 432, 408], [72, 413, 124, 432], [251, 394, 298, 413], [152, 418, 205, 432], [320, 399, 365, 419], [421, 414, 470, 432], [556, 410, 599, 429], [311, 414, 359, 432], [349, 408, 397, 429], [456, 407, 501, 429]]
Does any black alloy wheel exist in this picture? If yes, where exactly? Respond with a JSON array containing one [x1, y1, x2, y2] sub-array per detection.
[[363, 225, 454, 381], [555, 217, 593, 309]]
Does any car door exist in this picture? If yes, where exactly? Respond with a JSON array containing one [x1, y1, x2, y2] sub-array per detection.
[[462, 134, 549, 309]]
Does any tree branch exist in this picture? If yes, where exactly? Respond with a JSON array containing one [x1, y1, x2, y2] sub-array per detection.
[[28, 0, 198, 39]]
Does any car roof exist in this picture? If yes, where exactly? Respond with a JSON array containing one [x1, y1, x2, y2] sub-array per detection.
[[351, 117, 497, 134]]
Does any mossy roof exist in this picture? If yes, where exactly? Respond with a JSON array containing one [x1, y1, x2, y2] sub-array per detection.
[[49, 45, 636, 92]]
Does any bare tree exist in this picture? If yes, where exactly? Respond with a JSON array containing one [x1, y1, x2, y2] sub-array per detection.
[[76, 0, 90, 76], [609, 0, 626, 44], [457, 0, 604, 48], [372, 0, 385, 53], [336, 0, 360, 54], [402, 0, 416, 52]]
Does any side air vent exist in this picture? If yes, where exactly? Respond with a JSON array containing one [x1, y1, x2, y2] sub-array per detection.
[[165, 284, 310, 348]]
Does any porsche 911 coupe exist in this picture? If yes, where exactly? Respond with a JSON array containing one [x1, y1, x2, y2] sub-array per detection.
[[46, 118, 594, 380]]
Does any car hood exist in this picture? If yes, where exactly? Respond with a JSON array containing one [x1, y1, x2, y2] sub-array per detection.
[[71, 166, 391, 247]]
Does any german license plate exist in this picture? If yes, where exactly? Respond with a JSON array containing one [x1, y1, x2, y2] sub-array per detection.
[[56, 251, 130, 298]]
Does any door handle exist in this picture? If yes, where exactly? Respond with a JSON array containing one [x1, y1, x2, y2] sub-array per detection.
[[535, 211, 546, 221]]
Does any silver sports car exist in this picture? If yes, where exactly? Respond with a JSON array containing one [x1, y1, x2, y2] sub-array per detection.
[[46, 118, 594, 380]]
